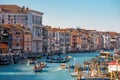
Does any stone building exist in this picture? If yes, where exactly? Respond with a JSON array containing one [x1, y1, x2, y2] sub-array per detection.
[[0, 5, 43, 53], [0, 24, 32, 54]]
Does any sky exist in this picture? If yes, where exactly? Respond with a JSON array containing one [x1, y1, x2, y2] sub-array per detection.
[[0, 0, 120, 32]]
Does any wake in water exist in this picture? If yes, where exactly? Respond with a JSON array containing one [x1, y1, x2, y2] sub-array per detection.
[[49, 67, 62, 72]]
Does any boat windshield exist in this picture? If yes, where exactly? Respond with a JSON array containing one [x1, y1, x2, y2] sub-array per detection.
[[100, 52, 110, 57]]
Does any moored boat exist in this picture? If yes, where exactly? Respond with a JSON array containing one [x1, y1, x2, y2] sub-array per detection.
[[0, 60, 10, 65], [46, 56, 70, 63]]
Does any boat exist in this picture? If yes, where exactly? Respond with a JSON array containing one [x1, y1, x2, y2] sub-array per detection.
[[67, 55, 72, 59], [0, 60, 10, 65], [33, 64, 42, 72], [71, 62, 80, 77], [100, 51, 111, 58], [59, 63, 66, 69], [114, 48, 120, 58], [46, 56, 70, 63], [39, 62, 47, 68], [36, 55, 42, 59], [33, 69, 42, 72], [70, 72, 78, 77], [27, 59, 38, 65]]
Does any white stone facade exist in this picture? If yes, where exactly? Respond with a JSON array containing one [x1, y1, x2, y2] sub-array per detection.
[[102, 33, 110, 49], [0, 5, 43, 53]]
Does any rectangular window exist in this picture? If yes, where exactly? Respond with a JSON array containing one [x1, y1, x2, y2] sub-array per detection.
[[32, 15, 34, 24], [8, 15, 10, 18], [2, 19, 4, 24], [14, 15, 16, 18], [25, 16, 28, 20], [14, 20, 16, 24], [8, 18, 10, 20], [16, 32, 20, 34], [40, 17, 42, 24], [2, 15, 4, 18]]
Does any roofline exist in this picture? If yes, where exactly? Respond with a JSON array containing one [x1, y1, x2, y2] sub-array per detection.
[[30, 10, 44, 15]]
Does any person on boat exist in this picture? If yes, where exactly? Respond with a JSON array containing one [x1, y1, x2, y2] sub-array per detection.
[[38, 65, 42, 70], [58, 57, 61, 61], [36, 60, 38, 63], [39, 62, 42, 67], [33, 64, 37, 70]]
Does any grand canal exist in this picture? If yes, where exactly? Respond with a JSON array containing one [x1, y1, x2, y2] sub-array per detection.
[[0, 51, 113, 80]]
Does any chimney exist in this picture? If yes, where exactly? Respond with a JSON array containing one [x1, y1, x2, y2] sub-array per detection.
[[23, 6, 25, 9], [22, 6, 25, 12], [26, 7, 29, 12]]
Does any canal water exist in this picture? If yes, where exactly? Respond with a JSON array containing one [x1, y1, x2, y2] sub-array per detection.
[[0, 51, 113, 80]]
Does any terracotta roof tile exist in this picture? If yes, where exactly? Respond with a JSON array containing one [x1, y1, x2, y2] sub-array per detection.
[[0, 5, 29, 13]]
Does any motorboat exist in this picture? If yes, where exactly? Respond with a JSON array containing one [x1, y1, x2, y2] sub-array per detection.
[[67, 55, 72, 59], [100, 51, 111, 58], [39, 62, 47, 68], [33, 64, 42, 72], [46, 56, 70, 63], [70, 72, 78, 77], [60, 63, 66, 69]]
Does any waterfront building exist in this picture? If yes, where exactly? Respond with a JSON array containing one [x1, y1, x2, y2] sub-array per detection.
[[102, 32, 110, 50], [59, 29, 71, 53], [108, 32, 119, 49], [43, 26, 71, 54], [0, 25, 12, 53], [86, 30, 98, 51], [43, 26, 55, 54], [52, 28, 60, 53], [0, 24, 24, 54], [70, 30, 79, 51], [79, 33, 89, 51], [0, 5, 43, 53], [23, 27, 32, 53], [76, 29, 96, 51], [0, 24, 32, 54], [96, 32, 104, 50]]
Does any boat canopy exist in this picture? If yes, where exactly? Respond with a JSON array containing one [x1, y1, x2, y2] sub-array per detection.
[[100, 52, 111, 57]]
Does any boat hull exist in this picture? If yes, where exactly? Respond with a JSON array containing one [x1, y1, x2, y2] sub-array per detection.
[[33, 69, 42, 72], [46, 59, 69, 63]]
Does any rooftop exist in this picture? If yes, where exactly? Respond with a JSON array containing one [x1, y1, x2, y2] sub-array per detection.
[[0, 5, 43, 14]]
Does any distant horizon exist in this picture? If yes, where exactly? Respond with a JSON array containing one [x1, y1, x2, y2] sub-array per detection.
[[0, 0, 120, 32], [43, 24, 120, 33]]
